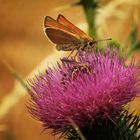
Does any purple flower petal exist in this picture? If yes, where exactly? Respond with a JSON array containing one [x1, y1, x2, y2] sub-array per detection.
[[27, 48, 140, 133]]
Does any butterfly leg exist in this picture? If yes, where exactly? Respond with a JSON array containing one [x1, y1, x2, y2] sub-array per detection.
[[67, 48, 75, 58], [73, 45, 83, 59], [73, 51, 78, 59]]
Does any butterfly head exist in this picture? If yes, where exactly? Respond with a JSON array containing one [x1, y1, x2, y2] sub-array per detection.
[[86, 38, 112, 49], [88, 41, 96, 47]]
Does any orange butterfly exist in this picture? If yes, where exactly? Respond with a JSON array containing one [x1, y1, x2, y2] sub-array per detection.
[[44, 14, 111, 57]]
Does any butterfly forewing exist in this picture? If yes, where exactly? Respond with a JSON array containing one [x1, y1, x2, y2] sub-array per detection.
[[44, 16, 76, 35], [57, 14, 92, 40]]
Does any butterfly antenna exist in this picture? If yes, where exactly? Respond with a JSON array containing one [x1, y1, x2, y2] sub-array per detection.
[[94, 38, 112, 43]]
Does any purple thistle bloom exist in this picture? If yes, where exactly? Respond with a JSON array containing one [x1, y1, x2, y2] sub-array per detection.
[[28, 48, 140, 134]]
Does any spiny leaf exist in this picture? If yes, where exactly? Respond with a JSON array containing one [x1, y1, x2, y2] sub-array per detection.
[[64, 110, 140, 140]]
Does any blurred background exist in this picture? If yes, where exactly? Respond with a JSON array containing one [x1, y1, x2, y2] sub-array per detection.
[[0, 0, 140, 140]]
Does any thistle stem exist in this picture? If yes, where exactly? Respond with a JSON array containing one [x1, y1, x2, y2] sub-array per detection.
[[80, 0, 99, 38]]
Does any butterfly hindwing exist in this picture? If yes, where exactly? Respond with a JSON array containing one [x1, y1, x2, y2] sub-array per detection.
[[45, 28, 81, 51]]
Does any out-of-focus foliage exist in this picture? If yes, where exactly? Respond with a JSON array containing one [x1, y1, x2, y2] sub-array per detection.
[[75, 0, 99, 37], [125, 25, 140, 59]]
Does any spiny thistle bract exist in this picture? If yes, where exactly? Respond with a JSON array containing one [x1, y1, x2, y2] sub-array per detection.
[[27, 48, 140, 140]]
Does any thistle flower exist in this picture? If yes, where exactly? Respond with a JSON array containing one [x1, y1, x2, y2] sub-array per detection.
[[27, 48, 140, 136]]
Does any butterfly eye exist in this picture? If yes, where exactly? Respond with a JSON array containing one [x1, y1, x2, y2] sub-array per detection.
[[88, 41, 93, 46]]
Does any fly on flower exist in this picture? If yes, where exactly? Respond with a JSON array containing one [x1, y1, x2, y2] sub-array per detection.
[[44, 14, 111, 57], [61, 58, 91, 88]]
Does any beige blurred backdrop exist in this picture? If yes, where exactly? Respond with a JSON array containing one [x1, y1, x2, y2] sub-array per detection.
[[0, 0, 140, 140]]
